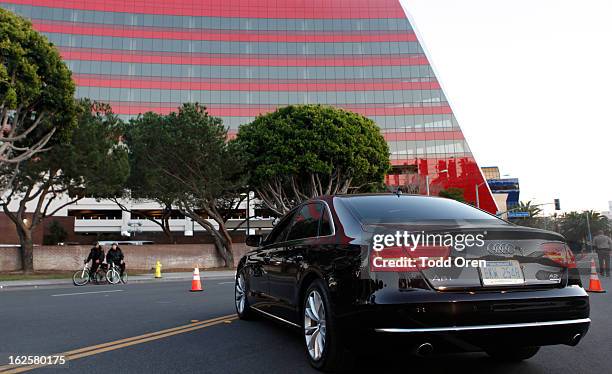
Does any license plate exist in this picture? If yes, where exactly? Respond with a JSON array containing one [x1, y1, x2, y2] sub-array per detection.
[[480, 260, 524, 286]]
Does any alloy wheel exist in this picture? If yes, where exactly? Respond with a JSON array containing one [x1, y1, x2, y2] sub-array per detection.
[[304, 290, 327, 361], [235, 274, 246, 314]]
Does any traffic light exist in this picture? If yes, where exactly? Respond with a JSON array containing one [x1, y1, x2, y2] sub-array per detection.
[[554, 198, 561, 210]]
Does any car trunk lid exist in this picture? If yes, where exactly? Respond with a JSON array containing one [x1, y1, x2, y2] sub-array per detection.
[[367, 225, 574, 291]]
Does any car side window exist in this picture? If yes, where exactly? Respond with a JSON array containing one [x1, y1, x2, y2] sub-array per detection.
[[318, 207, 333, 236], [286, 203, 324, 241], [265, 211, 295, 245]]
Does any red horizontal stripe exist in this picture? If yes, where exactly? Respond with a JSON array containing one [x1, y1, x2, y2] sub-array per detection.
[[106, 104, 452, 117], [391, 156, 474, 167], [228, 131, 461, 142], [3, 0, 406, 18], [73, 75, 441, 91], [33, 21, 417, 43], [60, 48, 429, 67], [383, 131, 464, 141]]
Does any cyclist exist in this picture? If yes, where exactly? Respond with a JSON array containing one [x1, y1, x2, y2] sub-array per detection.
[[84, 242, 105, 279], [106, 243, 125, 276]]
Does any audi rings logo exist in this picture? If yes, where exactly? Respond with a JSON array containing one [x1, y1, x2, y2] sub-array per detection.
[[486, 242, 516, 255]]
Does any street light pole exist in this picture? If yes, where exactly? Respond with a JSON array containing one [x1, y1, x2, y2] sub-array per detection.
[[475, 181, 487, 209], [246, 190, 250, 236], [425, 169, 447, 196], [586, 212, 592, 252]]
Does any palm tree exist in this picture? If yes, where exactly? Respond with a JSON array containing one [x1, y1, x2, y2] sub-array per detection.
[[559, 211, 610, 248], [514, 201, 542, 218]]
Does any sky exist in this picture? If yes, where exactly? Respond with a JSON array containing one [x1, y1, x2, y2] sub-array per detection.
[[401, 0, 612, 215]]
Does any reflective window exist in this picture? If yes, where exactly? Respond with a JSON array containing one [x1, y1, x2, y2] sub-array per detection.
[[43, 32, 420, 55], [0, 3, 412, 31], [65, 61, 432, 80], [319, 207, 333, 236], [265, 210, 296, 245], [338, 195, 500, 223], [286, 204, 325, 241]]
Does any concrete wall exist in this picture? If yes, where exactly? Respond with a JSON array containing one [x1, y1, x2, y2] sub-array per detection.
[[0, 244, 251, 272], [0, 212, 250, 246], [0, 247, 22, 271]]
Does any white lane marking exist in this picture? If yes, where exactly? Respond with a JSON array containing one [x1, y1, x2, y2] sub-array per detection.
[[51, 290, 125, 297], [217, 281, 234, 285]]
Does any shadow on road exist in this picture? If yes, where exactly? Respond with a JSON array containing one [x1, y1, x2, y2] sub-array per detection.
[[247, 317, 546, 374]]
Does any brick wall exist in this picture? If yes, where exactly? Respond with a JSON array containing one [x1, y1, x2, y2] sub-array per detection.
[[0, 213, 44, 244], [0, 247, 22, 271], [0, 244, 251, 272]]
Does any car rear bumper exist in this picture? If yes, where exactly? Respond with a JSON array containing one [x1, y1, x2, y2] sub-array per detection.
[[375, 317, 591, 333], [371, 318, 590, 352], [335, 286, 590, 351]]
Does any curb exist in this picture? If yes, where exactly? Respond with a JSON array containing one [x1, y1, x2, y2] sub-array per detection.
[[0, 272, 235, 289]]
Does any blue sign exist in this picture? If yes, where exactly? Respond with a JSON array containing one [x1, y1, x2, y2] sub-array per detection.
[[508, 211, 530, 218]]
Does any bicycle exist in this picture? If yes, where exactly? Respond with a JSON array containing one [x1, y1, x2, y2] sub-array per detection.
[[73, 263, 106, 286], [106, 262, 128, 285]]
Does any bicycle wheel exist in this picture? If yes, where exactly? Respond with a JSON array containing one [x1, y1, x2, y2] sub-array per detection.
[[107, 268, 121, 284], [120, 271, 128, 284], [94, 270, 107, 284], [73, 269, 89, 286]]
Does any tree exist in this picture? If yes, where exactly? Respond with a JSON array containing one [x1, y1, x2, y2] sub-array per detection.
[[559, 211, 610, 245], [507, 200, 544, 228], [0, 8, 76, 193], [126, 103, 245, 267], [43, 220, 67, 245], [514, 201, 542, 217], [0, 100, 129, 272], [438, 187, 465, 202], [116, 112, 177, 242], [233, 105, 390, 215]]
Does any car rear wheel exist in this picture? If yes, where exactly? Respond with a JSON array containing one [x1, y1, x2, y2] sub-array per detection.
[[303, 279, 352, 372], [487, 346, 540, 361], [235, 270, 254, 320]]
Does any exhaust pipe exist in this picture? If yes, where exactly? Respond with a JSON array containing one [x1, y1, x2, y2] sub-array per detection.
[[415, 342, 434, 357], [567, 333, 582, 346]]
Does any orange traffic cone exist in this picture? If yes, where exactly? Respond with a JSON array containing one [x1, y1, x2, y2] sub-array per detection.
[[586, 258, 605, 293], [190, 267, 203, 292]]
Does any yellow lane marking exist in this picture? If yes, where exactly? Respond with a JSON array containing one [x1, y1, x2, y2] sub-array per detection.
[[0, 314, 238, 373]]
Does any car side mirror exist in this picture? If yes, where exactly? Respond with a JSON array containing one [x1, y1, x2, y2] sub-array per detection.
[[245, 234, 263, 247]]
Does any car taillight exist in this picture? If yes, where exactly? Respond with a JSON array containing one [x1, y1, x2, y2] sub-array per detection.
[[369, 245, 450, 272], [409, 245, 451, 266], [370, 246, 418, 272], [540, 242, 576, 268]]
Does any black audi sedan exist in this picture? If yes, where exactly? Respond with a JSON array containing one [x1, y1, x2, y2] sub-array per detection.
[[235, 194, 590, 372]]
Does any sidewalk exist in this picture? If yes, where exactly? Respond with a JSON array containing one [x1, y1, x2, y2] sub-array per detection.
[[0, 270, 236, 289]]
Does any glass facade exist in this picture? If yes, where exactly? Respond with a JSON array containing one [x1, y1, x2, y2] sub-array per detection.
[[0, 0, 497, 213]]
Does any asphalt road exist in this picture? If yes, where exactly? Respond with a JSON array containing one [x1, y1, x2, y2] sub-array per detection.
[[0, 274, 610, 374]]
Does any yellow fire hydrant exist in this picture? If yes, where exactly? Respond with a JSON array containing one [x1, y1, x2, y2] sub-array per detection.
[[155, 261, 162, 278]]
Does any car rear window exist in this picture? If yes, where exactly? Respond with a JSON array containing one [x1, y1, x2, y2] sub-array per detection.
[[338, 195, 501, 223]]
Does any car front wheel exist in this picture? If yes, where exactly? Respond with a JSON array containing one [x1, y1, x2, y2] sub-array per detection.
[[303, 279, 352, 372], [235, 270, 254, 320]]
